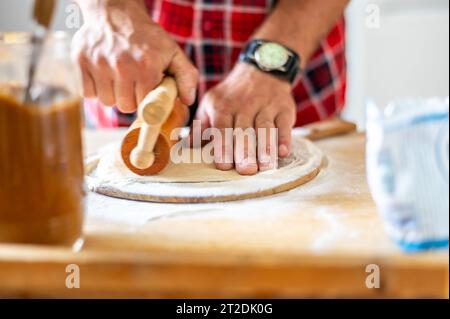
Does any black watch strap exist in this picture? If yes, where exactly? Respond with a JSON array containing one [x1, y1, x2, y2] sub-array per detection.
[[239, 40, 301, 84]]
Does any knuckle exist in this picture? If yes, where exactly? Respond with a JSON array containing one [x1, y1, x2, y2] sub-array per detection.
[[93, 54, 109, 69], [115, 53, 132, 66], [136, 67, 163, 86], [113, 54, 134, 73], [74, 51, 88, 66], [202, 90, 236, 117], [136, 52, 153, 69], [255, 118, 273, 128], [240, 95, 258, 110], [214, 103, 230, 115], [212, 117, 231, 129], [211, 97, 233, 114]]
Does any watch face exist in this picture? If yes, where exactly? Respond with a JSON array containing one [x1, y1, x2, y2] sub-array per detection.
[[254, 42, 289, 70]]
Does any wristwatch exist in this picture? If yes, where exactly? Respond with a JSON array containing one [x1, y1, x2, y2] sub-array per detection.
[[239, 39, 301, 84]]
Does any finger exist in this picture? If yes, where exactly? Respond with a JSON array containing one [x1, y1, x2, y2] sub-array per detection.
[[80, 68, 96, 98], [234, 115, 258, 176], [89, 55, 116, 106], [135, 76, 162, 105], [255, 112, 278, 171], [168, 50, 199, 106], [114, 79, 137, 114], [112, 52, 161, 107], [74, 52, 97, 98], [275, 112, 295, 157], [189, 107, 211, 148], [211, 112, 234, 171], [196, 107, 211, 133], [91, 73, 115, 106]]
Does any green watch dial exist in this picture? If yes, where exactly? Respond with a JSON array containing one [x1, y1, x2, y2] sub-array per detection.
[[254, 42, 289, 70]]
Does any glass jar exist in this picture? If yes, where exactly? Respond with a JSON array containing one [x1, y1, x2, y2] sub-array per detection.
[[0, 32, 84, 249]]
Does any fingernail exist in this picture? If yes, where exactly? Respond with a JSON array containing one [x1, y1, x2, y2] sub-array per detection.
[[238, 159, 258, 176], [279, 144, 289, 157], [241, 157, 257, 166]]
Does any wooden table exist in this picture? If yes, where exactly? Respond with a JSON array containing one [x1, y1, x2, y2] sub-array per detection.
[[0, 130, 448, 298]]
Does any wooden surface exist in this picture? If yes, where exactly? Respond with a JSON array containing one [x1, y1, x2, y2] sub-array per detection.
[[0, 130, 448, 298]]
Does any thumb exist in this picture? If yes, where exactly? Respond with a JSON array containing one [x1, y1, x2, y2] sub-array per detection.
[[168, 50, 199, 106]]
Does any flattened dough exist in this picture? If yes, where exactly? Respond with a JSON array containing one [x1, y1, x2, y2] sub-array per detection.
[[93, 143, 244, 183], [85, 136, 324, 202]]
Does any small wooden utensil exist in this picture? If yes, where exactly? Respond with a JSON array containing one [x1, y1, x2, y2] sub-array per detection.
[[24, 0, 56, 103], [33, 0, 56, 28], [121, 77, 189, 176], [300, 117, 357, 141]]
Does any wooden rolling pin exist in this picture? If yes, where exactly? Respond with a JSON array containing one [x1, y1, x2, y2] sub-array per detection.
[[121, 77, 189, 176]]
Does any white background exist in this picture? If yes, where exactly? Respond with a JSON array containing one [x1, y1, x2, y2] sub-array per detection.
[[1, 0, 449, 128]]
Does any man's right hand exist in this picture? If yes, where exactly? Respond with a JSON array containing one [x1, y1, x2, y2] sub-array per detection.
[[72, 0, 198, 113]]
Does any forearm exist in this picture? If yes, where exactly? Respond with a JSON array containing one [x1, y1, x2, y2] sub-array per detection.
[[253, 0, 349, 68]]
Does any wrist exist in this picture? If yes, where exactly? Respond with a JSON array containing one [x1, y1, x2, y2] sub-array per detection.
[[232, 62, 292, 92]]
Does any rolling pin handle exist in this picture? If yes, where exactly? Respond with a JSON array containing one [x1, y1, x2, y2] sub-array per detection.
[[130, 148, 155, 170], [129, 77, 178, 170]]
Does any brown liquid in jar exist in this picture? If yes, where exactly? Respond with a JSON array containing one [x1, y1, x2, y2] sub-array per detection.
[[0, 85, 84, 246]]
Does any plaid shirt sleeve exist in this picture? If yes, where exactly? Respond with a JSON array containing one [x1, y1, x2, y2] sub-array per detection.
[[85, 0, 346, 128]]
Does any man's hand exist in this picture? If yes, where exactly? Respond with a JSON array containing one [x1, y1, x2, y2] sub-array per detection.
[[196, 63, 296, 175], [72, 0, 198, 112]]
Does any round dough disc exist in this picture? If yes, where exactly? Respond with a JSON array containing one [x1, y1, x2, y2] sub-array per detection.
[[85, 137, 324, 203]]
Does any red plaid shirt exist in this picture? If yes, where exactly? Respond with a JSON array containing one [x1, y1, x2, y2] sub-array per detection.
[[84, 0, 346, 128]]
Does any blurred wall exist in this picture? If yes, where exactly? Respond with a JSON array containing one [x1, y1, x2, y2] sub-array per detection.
[[345, 0, 449, 127], [0, 0, 75, 32], [1, 0, 449, 128]]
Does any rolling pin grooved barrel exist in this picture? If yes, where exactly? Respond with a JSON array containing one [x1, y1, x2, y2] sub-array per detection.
[[121, 77, 189, 176]]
